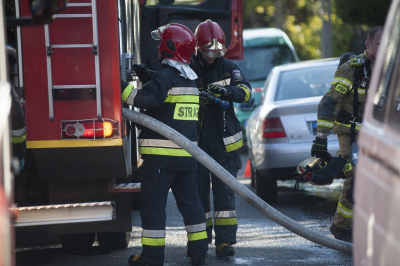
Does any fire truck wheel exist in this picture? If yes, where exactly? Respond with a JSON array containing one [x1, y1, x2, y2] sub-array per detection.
[[97, 231, 131, 250], [255, 174, 278, 204], [60, 233, 95, 251]]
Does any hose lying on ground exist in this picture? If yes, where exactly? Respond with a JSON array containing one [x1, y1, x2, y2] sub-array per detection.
[[122, 108, 353, 255]]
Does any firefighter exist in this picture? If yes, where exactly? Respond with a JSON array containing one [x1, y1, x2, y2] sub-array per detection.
[[122, 23, 208, 266], [190, 20, 252, 257], [311, 26, 383, 243], [10, 82, 26, 172]]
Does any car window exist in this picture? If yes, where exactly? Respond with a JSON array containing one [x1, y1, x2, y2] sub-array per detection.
[[274, 64, 337, 101], [373, 7, 400, 122], [234, 46, 295, 82]]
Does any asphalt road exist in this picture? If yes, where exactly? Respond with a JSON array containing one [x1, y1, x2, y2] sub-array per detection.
[[15, 153, 353, 266]]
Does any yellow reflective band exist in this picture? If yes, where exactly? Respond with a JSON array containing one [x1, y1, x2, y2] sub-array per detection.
[[12, 134, 26, 144], [332, 77, 352, 89], [139, 146, 192, 157], [215, 218, 238, 226], [164, 95, 199, 104], [335, 84, 348, 94], [335, 121, 361, 131], [187, 231, 208, 241], [343, 163, 353, 173], [350, 88, 366, 95], [225, 139, 243, 152], [122, 84, 133, 103], [317, 120, 334, 128], [173, 104, 199, 120], [238, 85, 251, 103], [337, 202, 353, 219], [141, 237, 165, 246], [206, 219, 213, 227]]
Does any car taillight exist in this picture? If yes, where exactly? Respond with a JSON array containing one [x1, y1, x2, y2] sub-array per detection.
[[262, 117, 286, 138], [61, 119, 119, 139]]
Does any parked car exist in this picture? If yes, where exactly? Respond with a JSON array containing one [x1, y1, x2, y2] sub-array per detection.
[[353, 0, 400, 264], [233, 28, 299, 143], [246, 58, 340, 204]]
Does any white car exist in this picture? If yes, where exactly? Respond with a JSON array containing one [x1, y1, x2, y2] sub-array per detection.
[[246, 58, 341, 203]]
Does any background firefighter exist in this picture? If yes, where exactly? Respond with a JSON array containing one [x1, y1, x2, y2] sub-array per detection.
[[190, 19, 252, 257], [311, 26, 383, 243], [122, 23, 208, 266]]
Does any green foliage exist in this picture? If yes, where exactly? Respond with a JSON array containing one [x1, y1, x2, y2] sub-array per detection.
[[243, 0, 390, 61]]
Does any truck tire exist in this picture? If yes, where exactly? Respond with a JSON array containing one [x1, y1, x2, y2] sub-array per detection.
[[97, 231, 131, 250], [255, 174, 278, 204], [60, 233, 95, 251]]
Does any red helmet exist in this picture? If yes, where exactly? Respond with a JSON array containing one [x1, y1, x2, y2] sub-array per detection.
[[194, 19, 226, 58], [151, 23, 195, 64]]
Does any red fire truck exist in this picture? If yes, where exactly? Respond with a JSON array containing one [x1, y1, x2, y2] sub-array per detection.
[[5, 0, 243, 252]]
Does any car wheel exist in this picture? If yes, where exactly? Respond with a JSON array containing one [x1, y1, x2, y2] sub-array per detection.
[[255, 174, 278, 204]]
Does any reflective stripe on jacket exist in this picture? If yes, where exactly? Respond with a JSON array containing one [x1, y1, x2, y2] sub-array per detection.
[[317, 50, 372, 135], [190, 56, 252, 157], [124, 65, 199, 171]]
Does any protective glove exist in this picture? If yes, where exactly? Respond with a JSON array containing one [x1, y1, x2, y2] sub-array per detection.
[[311, 135, 329, 158], [207, 84, 229, 96], [132, 64, 152, 84]]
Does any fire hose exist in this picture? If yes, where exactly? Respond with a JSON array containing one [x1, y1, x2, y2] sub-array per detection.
[[122, 108, 353, 255]]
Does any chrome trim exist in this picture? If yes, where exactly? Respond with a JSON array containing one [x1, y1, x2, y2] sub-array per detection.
[[67, 3, 92, 7], [53, 85, 96, 89], [51, 44, 93, 48], [44, 24, 54, 120], [55, 14, 92, 18], [92, 0, 102, 119], [14, 201, 116, 227]]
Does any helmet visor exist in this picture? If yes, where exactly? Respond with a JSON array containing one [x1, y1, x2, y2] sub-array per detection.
[[198, 38, 226, 58], [198, 48, 226, 58], [151, 24, 170, 41]]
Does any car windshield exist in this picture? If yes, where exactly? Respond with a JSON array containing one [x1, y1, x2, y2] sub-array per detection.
[[234, 46, 295, 82], [275, 64, 338, 101]]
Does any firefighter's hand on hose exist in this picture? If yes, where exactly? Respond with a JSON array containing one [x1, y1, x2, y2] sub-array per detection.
[[311, 135, 329, 158], [133, 64, 152, 84], [208, 84, 229, 97]]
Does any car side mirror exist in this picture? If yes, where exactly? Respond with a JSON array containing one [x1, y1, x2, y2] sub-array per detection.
[[350, 142, 359, 166], [238, 98, 256, 111]]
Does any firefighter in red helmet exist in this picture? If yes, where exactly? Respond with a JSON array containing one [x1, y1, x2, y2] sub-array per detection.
[[190, 19, 252, 257], [122, 23, 208, 266]]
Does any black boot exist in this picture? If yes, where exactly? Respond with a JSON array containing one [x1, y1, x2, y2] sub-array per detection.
[[128, 255, 161, 266], [190, 257, 205, 265], [330, 224, 352, 243], [215, 243, 235, 257]]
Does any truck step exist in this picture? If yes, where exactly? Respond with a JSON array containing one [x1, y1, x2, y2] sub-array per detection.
[[108, 183, 141, 193], [14, 201, 115, 227]]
